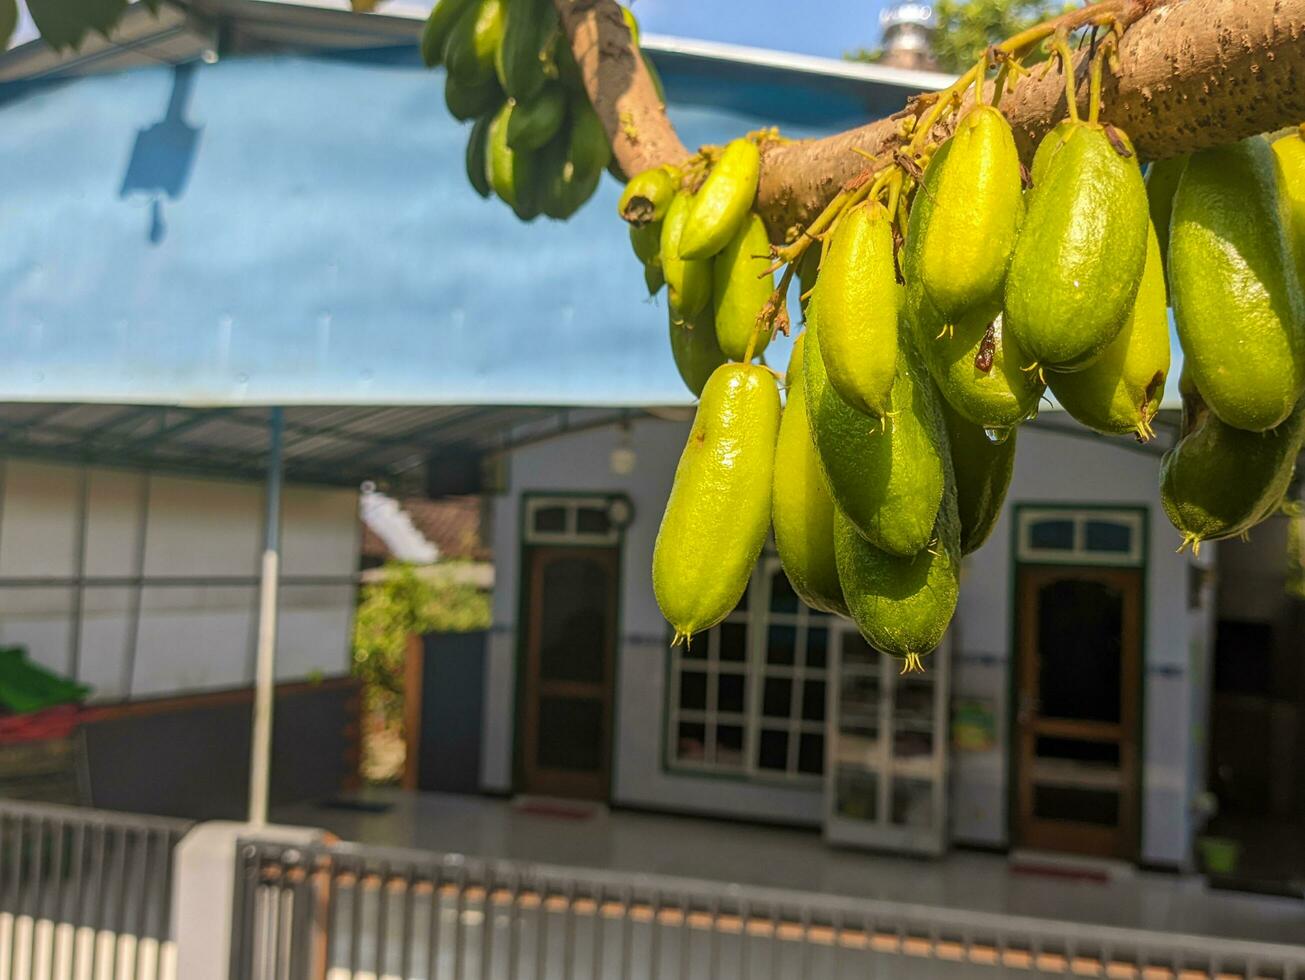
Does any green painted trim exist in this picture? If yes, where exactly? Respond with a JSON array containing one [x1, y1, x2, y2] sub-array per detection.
[[1005, 501, 1150, 861], [509, 489, 630, 801]]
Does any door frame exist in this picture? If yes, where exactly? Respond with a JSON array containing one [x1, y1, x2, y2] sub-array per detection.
[[511, 492, 628, 801], [1005, 503, 1149, 861]]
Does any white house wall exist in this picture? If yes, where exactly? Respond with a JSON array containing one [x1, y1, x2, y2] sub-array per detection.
[[0, 457, 360, 700], [489, 416, 1207, 861], [486, 416, 823, 824]]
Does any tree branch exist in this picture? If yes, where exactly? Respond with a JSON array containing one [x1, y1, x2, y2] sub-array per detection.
[[551, 0, 689, 175], [558, 0, 1305, 240]]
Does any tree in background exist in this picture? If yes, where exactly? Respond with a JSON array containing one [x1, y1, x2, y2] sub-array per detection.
[[352, 561, 490, 781], [847, 0, 1065, 72]]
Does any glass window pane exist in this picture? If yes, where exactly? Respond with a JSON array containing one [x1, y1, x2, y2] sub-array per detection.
[[836, 768, 878, 820], [717, 672, 745, 714], [766, 624, 797, 665], [1029, 518, 1074, 551], [679, 670, 707, 711], [576, 506, 611, 537], [802, 680, 826, 722], [533, 505, 566, 534], [893, 728, 933, 760], [719, 622, 747, 662], [769, 570, 799, 613], [798, 732, 824, 775], [890, 778, 934, 828], [1084, 519, 1131, 553], [716, 725, 745, 768], [676, 722, 706, 762], [1037, 579, 1122, 722], [841, 631, 875, 668], [758, 729, 789, 771], [806, 627, 828, 669], [894, 676, 933, 721], [1033, 785, 1119, 826], [539, 556, 610, 683], [762, 677, 793, 718]]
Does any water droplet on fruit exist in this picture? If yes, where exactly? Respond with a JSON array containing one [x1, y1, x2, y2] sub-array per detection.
[[984, 426, 1012, 444]]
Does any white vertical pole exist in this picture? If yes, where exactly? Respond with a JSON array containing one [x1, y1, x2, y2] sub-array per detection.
[[248, 407, 284, 827]]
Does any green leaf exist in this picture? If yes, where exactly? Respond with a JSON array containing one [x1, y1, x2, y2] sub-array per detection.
[[27, 0, 129, 51], [1, 0, 17, 52]]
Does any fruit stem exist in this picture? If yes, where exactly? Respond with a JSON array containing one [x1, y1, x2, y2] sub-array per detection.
[[1087, 33, 1117, 125], [1053, 34, 1079, 124]]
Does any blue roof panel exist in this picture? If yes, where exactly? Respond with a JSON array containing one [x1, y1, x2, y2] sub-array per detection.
[[0, 45, 888, 406]]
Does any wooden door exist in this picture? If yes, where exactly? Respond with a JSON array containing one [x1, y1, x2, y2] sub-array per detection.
[[1015, 565, 1142, 859], [520, 546, 618, 799]]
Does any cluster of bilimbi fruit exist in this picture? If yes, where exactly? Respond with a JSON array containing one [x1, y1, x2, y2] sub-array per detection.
[[624, 116, 1305, 672], [420, 0, 657, 218]]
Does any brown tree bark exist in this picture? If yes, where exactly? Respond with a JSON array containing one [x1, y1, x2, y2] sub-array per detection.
[[551, 0, 689, 176], [556, 0, 1305, 240]]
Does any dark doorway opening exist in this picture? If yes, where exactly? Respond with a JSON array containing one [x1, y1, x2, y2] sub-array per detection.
[[1205, 515, 1305, 897], [1014, 566, 1142, 860], [518, 545, 619, 800]]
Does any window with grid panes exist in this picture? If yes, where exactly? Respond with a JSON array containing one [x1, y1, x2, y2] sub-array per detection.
[[666, 556, 831, 781]]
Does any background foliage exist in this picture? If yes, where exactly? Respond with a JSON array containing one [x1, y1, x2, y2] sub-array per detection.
[[846, 0, 1066, 72], [352, 561, 491, 722]]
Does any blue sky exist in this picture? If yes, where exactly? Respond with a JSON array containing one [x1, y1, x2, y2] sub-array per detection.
[[7, 1, 898, 58], [633, 0, 895, 58]]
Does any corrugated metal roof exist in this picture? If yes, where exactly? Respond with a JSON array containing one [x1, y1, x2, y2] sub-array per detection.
[[0, 401, 648, 487]]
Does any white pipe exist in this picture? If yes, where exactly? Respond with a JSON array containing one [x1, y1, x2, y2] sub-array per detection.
[[248, 407, 284, 827]]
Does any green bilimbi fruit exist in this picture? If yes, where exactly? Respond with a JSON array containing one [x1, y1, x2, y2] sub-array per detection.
[[772, 335, 848, 617], [939, 397, 1015, 555], [1170, 137, 1305, 431], [1271, 130, 1305, 290], [715, 214, 772, 360], [795, 246, 820, 314], [1145, 154, 1188, 291], [465, 113, 493, 199], [905, 284, 1042, 432], [444, 73, 503, 121], [1160, 393, 1305, 554], [679, 139, 761, 260], [421, 0, 478, 68], [487, 101, 540, 220], [1048, 223, 1170, 440], [629, 221, 662, 266], [1005, 122, 1149, 372], [660, 194, 713, 319], [1029, 120, 1074, 187], [712, 213, 775, 361], [668, 307, 727, 397], [834, 449, 960, 672], [495, 0, 553, 102], [814, 200, 898, 418], [618, 164, 679, 225], [805, 318, 945, 557], [506, 84, 566, 151], [905, 105, 1023, 321], [644, 263, 665, 296], [653, 363, 780, 644], [567, 96, 611, 176], [445, 0, 505, 86], [537, 116, 604, 220]]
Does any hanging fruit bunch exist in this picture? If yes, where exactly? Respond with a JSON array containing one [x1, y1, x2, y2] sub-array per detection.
[[421, 0, 662, 219], [617, 8, 1305, 672]]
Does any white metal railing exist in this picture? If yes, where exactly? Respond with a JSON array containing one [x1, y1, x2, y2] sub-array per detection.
[[0, 799, 191, 980], [230, 837, 1305, 980]]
